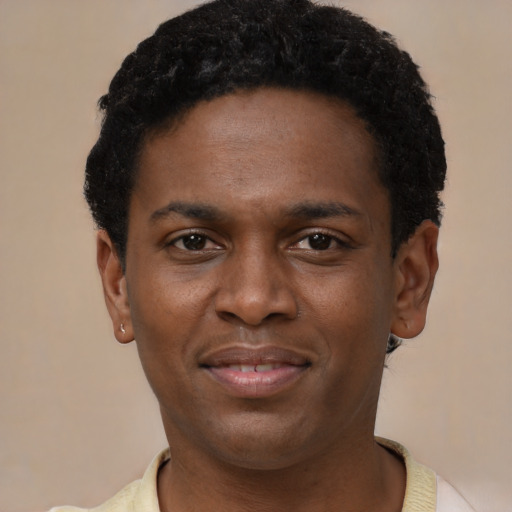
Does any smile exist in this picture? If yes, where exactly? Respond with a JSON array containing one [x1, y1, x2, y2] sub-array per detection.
[[200, 346, 311, 398], [226, 363, 285, 372]]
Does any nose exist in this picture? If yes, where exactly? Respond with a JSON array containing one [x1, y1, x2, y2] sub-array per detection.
[[214, 246, 298, 326]]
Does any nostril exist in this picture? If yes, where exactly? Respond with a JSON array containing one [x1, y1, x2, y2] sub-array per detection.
[[217, 311, 241, 323], [216, 306, 297, 327]]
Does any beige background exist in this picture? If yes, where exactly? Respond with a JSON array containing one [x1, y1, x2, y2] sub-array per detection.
[[1, 1, 511, 511]]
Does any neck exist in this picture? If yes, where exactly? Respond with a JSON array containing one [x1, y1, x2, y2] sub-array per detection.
[[157, 434, 405, 512]]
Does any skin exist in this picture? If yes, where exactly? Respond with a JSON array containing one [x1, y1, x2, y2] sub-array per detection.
[[98, 88, 439, 512]]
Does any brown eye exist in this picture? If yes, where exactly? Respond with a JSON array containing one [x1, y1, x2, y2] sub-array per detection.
[[307, 233, 333, 250], [168, 232, 223, 254], [180, 234, 208, 250]]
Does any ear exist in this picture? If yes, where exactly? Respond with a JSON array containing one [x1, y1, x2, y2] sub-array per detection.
[[391, 220, 439, 339], [96, 230, 134, 343]]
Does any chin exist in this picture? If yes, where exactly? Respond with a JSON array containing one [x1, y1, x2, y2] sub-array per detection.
[[198, 413, 324, 471]]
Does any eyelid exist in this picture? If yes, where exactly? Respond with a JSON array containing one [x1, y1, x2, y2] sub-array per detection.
[[165, 229, 224, 250], [289, 229, 353, 250]]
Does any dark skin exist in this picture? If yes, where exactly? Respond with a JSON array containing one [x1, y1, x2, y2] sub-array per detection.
[[97, 88, 439, 511]]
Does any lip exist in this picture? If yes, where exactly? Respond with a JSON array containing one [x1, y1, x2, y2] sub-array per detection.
[[200, 346, 312, 398]]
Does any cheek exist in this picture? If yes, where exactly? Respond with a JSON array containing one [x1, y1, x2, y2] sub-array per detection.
[[128, 264, 208, 331], [301, 264, 393, 352], [126, 267, 219, 387]]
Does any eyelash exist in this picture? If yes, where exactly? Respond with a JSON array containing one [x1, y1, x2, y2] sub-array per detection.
[[167, 231, 222, 251], [166, 230, 351, 253], [292, 232, 351, 251]]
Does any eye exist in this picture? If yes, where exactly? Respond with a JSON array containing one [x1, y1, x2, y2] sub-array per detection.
[[294, 233, 340, 251], [171, 233, 220, 251]]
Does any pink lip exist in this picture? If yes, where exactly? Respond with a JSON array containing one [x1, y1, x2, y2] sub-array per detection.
[[200, 346, 311, 398]]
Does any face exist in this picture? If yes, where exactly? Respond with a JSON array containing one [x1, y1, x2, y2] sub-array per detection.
[[99, 88, 435, 471]]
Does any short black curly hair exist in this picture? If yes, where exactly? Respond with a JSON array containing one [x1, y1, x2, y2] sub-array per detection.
[[85, 0, 445, 267]]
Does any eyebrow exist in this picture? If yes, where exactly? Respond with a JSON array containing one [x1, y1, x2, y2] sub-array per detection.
[[150, 201, 222, 223], [285, 201, 361, 219], [149, 200, 361, 224]]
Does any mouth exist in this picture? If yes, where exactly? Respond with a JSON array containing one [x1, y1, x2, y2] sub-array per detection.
[[199, 346, 312, 398]]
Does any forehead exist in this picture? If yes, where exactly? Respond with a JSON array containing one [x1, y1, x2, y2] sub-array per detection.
[[132, 88, 388, 229]]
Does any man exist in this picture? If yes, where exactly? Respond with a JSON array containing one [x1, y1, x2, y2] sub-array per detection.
[[52, 1, 475, 510]]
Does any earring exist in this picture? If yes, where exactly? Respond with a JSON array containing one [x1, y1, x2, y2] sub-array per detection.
[[120, 323, 126, 334]]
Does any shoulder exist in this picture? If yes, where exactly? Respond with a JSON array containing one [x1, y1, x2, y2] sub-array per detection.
[[436, 475, 476, 512], [48, 479, 140, 512], [376, 437, 476, 512], [48, 448, 169, 512]]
